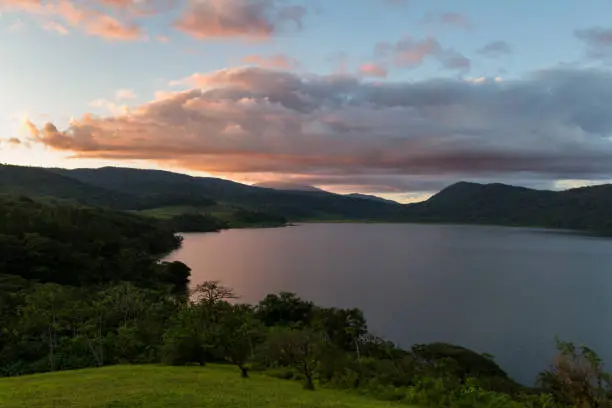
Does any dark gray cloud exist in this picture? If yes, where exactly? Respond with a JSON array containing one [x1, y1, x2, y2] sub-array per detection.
[[438, 50, 471, 71], [26, 66, 612, 194], [477, 41, 512, 58]]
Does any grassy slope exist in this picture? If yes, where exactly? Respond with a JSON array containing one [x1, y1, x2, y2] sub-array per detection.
[[0, 365, 406, 408], [138, 205, 288, 229]]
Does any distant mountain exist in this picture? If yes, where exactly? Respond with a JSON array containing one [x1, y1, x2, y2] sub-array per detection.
[[48, 166, 405, 221], [253, 181, 326, 193], [3, 164, 612, 235], [346, 193, 399, 205]]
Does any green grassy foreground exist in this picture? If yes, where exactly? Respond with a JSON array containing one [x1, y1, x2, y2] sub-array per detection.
[[0, 365, 407, 408]]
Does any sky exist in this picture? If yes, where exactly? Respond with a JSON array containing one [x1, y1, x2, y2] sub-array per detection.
[[2, 0, 612, 202]]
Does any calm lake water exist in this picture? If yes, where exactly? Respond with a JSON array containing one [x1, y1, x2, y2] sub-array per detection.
[[166, 223, 612, 384]]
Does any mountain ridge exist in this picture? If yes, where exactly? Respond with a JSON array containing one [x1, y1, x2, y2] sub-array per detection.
[[2, 164, 612, 235]]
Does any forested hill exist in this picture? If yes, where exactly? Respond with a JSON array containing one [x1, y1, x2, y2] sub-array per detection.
[[52, 166, 404, 220], [2, 164, 612, 235], [0, 195, 188, 289], [403, 181, 612, 234]]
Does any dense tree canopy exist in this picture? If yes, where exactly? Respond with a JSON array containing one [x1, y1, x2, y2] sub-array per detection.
[[0, 195, 186, 288]]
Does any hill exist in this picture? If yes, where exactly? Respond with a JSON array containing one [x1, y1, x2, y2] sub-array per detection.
[[0, 194, 185, 288], [0, 164, 140, 209], [0, 364, 404, 408], [4, 164, 612, 235], [253, 181, 327, 192], [403, 181, 612, 234], [51, 166, 405, 221], [346, 193, 399, 205]]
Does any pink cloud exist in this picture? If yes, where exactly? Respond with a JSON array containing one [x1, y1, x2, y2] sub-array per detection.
[[358, 63, 388, 78], [174, 0, 306, 40], [115, 88, 137, 100], [1, 0, 142, 40], [26, 66, 612, 194], [52, 1, 141, 40], [376, 36, 442, 67], [242, 54, 300, 70]]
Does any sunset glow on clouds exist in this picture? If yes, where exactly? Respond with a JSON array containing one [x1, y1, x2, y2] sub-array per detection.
[[3, 0, 612, 201]]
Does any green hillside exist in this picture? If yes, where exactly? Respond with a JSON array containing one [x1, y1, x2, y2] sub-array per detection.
[[0, 365, 402, 408]]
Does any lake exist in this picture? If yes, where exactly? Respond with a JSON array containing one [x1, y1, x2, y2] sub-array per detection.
[[165, 223, 612, 384]]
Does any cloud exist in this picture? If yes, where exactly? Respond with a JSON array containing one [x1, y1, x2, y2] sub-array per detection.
[[88, 98, 130, 115], [43, 20, 69, 34], [174, 0, 306, 40], [53, 1, 141, 40], [242, 54, 300, 70], [477, 41, 512, 58], [375, 36, 469, 72], [423, 12, 471, 29], [575, 27, 612, 59], [7, 18, 26, 32], [115, 88, 137, 100], [438, 50, 470, 71], [25, 66, 612, 194], [464, 76, 503, 84], [0, 0, 143, 40], [375, 36, 442, 67], [358, 63, 388, 78]]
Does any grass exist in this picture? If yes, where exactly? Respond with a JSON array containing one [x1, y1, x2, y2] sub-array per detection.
[[0, 364, 406, 408], [137, 205, 204, 219]]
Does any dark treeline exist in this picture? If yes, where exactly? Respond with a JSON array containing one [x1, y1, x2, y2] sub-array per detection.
[[403, 182, 612, 236], [0, 195, 610, 408], [0, 195, 188, 287]]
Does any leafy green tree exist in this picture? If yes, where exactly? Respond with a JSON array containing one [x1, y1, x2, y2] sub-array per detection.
[[260, 327, 324, 390], [313, 307, 367, 356], [256, 292, 314, 328], [17, 283, 79, 372], [161, 306, 215, 366], [214, 304, 265, 378]]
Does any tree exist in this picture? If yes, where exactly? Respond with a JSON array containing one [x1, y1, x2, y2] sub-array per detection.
[[537, 340, 611, 408], [215, 304, 265, 378], [18, 283, 79, 372], [313, 307, 367, 357], [191, 281, 237, 305], [161, 306, 215, 366], [156, 261, 191, 295], [260, 327, 324, 390], [256, 292, 314, 328]]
